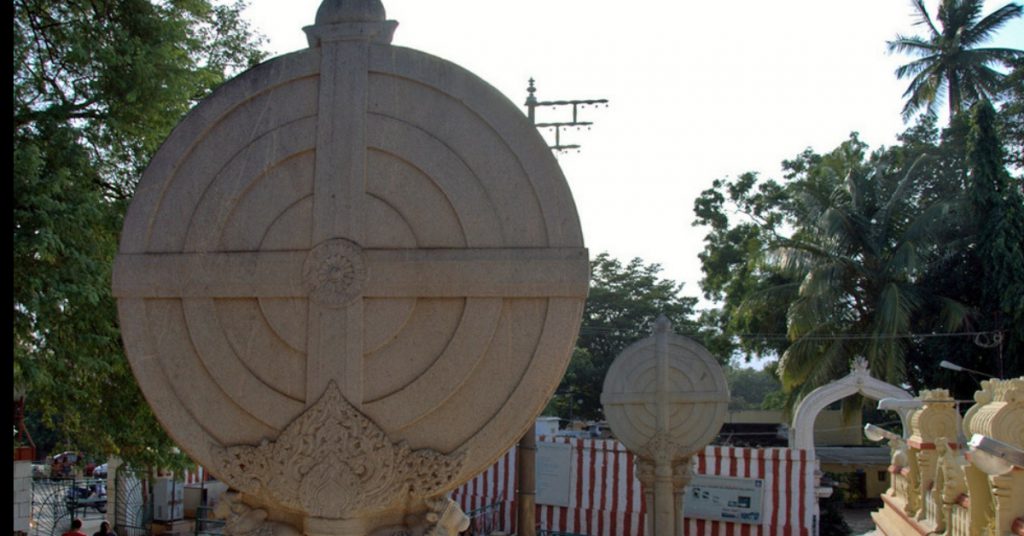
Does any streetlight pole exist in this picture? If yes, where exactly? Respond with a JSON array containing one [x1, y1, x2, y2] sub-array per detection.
[[516, 78, 607, 536]]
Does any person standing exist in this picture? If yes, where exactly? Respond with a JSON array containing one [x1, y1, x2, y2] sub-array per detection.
[[92, 521, 117, 536], [61, 519, 87, 536]]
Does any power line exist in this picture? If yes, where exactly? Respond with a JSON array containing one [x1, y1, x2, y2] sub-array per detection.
[[575, 325, 1003, 342], [729, 330, 1003, 342]]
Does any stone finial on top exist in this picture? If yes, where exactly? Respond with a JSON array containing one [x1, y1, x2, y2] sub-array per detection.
[[305, 0, 398, 47], [315, 0, 386, 24], [653, 314, 671, 334], [851, 356, 869, 375]]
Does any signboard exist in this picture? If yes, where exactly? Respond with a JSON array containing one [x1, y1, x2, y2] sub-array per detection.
[[535, 441, 573, 507], [683, 475, 765, 525]]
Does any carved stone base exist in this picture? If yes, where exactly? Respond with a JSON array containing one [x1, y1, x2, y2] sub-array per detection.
[[214, 491, 468, 536]]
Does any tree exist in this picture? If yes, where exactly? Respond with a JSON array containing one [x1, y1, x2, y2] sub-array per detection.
[[14, 0, 265, 469], [725, 367, 783, 410], [547, 253, 702, 422], [996, 63, 1024, 173], [887, 0, 1023, 121], [693, 172, 797, 363], [965, 101, 1024, 370], [771, 139, 965, 401], [694, 129, 976, 408]]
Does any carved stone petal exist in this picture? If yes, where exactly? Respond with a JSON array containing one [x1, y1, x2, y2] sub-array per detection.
[[210, 381, 465, 518]]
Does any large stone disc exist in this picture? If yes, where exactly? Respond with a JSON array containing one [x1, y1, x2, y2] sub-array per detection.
[[601, 320, 729, 458], [113, 21, 587, 519]]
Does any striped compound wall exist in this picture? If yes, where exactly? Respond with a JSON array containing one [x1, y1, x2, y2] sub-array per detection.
[[451, 437, 818, 536]]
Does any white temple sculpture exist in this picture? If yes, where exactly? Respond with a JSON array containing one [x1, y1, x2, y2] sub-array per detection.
[[601, 316, 729, 535], [111, 1, 589, 534]]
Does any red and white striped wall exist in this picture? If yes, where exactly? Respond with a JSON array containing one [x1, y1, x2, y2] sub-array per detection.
[[451, 438, 817, 536], [182, 465, 214, 485]]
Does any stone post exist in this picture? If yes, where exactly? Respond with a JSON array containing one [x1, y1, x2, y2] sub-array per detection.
[[636, 460, 655, 536], [13, 460, 32, 534], [671, 460, 692, 536], [964, 378, 1024, 535], [516, 430, 536, 536], [906, 389, 958, 523], [601, 316, 729, 535]]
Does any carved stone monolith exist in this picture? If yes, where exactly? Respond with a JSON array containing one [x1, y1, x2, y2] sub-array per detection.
[[600, 316, 729, 535], [111, 1, 589, 534]]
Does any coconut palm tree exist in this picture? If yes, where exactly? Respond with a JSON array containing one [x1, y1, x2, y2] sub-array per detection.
[[888, 0, 1023, 121], [770, 140, 966, 400]]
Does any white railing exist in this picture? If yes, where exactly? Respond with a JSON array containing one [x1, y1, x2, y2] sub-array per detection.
[[923, 488, 939, 527], [950, 502, 970, 536]]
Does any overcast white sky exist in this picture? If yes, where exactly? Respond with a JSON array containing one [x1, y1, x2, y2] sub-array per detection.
[[242, 0, 1024, 309]]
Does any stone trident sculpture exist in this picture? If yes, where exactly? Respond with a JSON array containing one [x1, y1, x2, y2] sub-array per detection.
[[601, 316, 729, 535], [111, 1, 589, 534]]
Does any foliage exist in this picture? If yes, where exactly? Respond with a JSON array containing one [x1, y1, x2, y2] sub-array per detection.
[[13, 0, 265, 469], [691, 113, 1024, 407], [725, 367, 783, 410], [965, 101, 1024, 374], [998, 64, 1024, 172], [692, 172, 796, 363], [547, 253, 702, 422], [770, 137, 969, 402], [887, 0, 1023, 121]]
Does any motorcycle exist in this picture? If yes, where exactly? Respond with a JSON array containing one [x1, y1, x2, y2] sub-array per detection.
[[65, 480, 107, 514]]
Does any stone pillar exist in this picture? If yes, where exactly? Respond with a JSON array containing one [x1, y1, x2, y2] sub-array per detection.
[[601, 316, 729, 535], [516, 430, 536, 536], [671, 460, 692, 536], [906, 389, 959, 522], [964, 378, 1024, 535], [635, 460, 655, 536], [13, 460, 32, 534]]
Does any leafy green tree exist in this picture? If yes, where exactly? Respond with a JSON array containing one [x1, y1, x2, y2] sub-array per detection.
[[772, 138, 970, 400], [693, 173, 796, 363], [903, 102, 1024, 398], [547, 253, 702, 421], [887, 0, 1023, 121], [14, 0, 265, 469], [998, 64, 1024, 171], [966, 101, 1024, 369], [725, 367, 783, 410], [694, 131, 974, 408]]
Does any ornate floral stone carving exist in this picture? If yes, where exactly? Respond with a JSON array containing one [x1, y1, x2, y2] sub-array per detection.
[[671, 458, 693, 491], [640, 432, 685, 467], [302, 239, 367, 308], [931, 438, 969, 533], [210, 381, 465, 519], [635, 459, 655, 488], [965, 378, 1024, 447], [214, 492, 303, 536]]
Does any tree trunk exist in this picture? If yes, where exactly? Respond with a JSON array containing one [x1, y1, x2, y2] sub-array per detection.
[[948, 71, 962, 119]]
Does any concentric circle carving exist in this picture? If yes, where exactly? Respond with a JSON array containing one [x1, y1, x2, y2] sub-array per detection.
[[302, 239, 367, 307], [111, 35, 589, 520]]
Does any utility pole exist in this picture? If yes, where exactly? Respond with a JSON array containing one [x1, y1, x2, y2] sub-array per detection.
[[524, 78, 608, 153], [516, 78, 607, 536]]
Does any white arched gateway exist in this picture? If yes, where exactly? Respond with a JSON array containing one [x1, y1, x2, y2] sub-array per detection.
[[789, 357, 914, 455]]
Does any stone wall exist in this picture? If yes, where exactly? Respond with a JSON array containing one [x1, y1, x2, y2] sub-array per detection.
[[13, 460, 33, 534]]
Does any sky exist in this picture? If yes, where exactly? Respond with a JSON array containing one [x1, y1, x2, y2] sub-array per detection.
[[241, 0, 1024, 311]]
